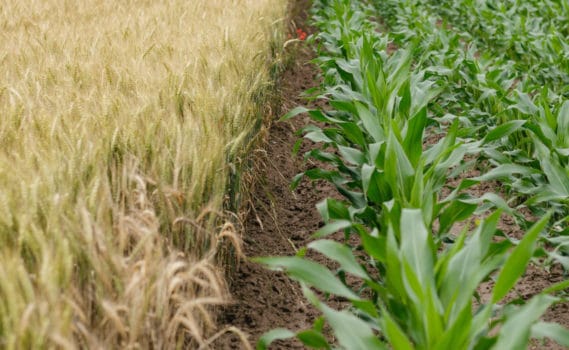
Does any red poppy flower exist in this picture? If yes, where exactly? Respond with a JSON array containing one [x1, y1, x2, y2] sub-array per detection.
[[296, 28, 307, 41]]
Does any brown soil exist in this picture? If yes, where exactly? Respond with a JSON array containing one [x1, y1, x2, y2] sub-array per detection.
[[214, 1, 328, 348]]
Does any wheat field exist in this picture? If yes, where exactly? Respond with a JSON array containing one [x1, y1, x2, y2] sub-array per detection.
[[0, 0, 287, 348]]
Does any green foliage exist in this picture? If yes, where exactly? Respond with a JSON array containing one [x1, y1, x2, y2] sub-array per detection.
[[259, 0, 569, 348]]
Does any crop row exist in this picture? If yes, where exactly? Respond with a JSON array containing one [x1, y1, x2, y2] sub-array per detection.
[[377, 0, 569, 264], [258, 0, 569, 349]]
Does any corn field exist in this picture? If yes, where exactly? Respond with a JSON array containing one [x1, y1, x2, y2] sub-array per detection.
[[259, 0, 569, 349]]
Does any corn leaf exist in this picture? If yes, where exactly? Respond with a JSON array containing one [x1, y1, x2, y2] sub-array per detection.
[[255, 257, 360, 300], [492, 294, 556, 350], [280, 106, 309, 121], [399, 209, 434, 287], [257, 329, 295, 350], [381, 309, 415, 350], [531, 322, 569, 348], [482, 120, 526, 144], [297, 330, 330, 349], [492, 212, 551, 303], [309, 240, 369, 279], [320, 303, 387, 350], [355, 101, 385, 142]]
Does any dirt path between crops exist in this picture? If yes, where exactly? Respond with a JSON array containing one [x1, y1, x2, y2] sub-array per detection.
[[214, 1, 328, 348]]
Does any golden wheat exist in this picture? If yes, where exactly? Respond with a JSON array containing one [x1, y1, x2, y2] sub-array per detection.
[[0, 0, 287, 348]]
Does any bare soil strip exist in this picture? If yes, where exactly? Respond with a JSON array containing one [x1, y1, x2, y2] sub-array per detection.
[[215, 2, 328, 348]]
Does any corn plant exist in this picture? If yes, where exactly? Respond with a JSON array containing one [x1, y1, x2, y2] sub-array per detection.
[[423, 0, 569, 94], [258, 0, 569, 348], [371, 0, 569, 232], [258, 210, 569, 349], [283, 3, 488, 236]]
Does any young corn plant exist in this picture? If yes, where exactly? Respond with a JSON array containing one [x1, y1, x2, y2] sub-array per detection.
[[258, 0, 569, 348], [372, 0, 569, 230], [425, 0, 569, 94], [284, 3, 485, 235], [258, 210, 569, 349]]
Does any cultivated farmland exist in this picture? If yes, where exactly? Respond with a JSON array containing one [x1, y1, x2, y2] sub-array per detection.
[[252, 0, 569, 349], [2, 0, 569, 349], [0, 0, 286, 348]]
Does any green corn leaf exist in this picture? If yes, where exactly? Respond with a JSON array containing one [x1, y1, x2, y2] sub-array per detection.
[[381, 309, 415, 350], [361, 163, 376, 199], [473, 336, 497, 350], [338, 121, 368, 147], [320, 303, 387, 350], [305, 149, 340, 164], [409, 164, 424, 209], [410, 79, 441, 117], [401, 258, 426, 306], [317, 198, 350, 221], [336, 185, 367, 208], [297, 330, 330, 349], [399, 209, 434, 287], [482, 120, 526, 144], [360, 231, 387, 263], [403, 107, 427, 167], [257, 329, 296, 350], [492, 212, 552, 303], [398, 80, 412, 118], [387, 48, 413, 93], [541, 154, 569, 196], [304, 169, 349, 191], [440, 211, 501, 322], [438, 200, 478, 235], [255, 256, 360, 300], [362, 164, 391, 203], [531, 322, 569, 348], [541, 279, 569, 295], [472, 164, 539, 182], [435, 226, 467, 289], [305, 130, 334, 143], [423, 120, 458, 166], [492, 294, 556, 350], [291, 172, 304, 190], [424, 280, 445, 345], [476, 193, 514, 215], [556, 147, 569, 157], [355, 101, 385, 142], [309, 240, 369, 279], [385, 133, 415, 201], [433, 301, 472, 350], [385, 226, 406, 303], [547, 251, 569, 270], [471, 305, 494, 345], [557, 100, 569, 145], [330, 100, 358, 115], [369, 141, 385, 167], [338, 145, 366, 165], [510, 92, 539, 115], [280, 106, 309, 121], [312, 220, 352, 238], [525, 122, 555, 149], [352, 299, 380, 319], [308, 109, 340, 123]]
